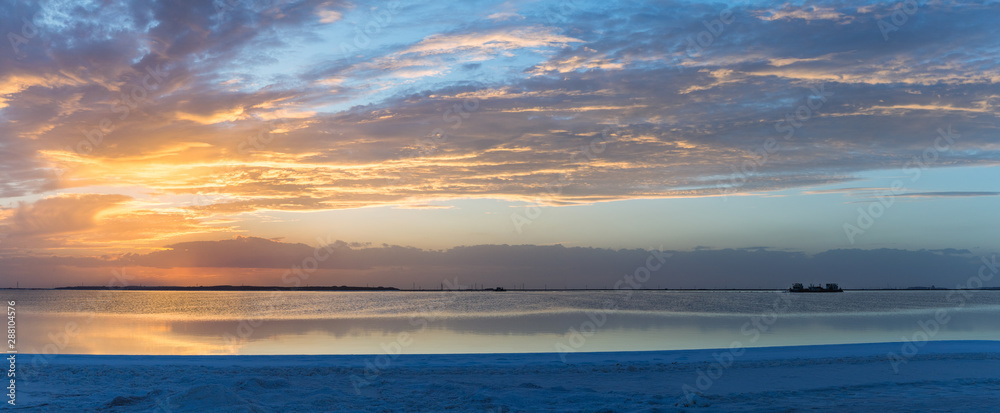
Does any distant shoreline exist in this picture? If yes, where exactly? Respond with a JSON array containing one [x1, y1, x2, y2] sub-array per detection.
[[2, 286, 998, 291]]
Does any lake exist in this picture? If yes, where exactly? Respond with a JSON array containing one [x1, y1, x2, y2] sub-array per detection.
[[7, 290, 1000, 355]]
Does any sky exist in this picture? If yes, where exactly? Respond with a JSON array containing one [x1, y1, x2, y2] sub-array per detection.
[[0, 0, 999, 288]]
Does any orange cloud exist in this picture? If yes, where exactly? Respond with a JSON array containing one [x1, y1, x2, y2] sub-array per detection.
[[6, 194, 131, 237], [0, 194, 233, 254]]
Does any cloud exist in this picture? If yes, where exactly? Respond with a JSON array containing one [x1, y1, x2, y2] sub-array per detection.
[[895, 191, 1000, 198], [402, 26, 581, 57], [131, 236, 320, 269], [316, 9, 342, 24], [0, 194, 231, 253], [754, 5, 850, 23], [175, 108, 246, 124], [529, 54, 625, 74], [0, 237, 991, 290], [487, 12, 523, 21], [1, 0, 999, 257], [342, 25, 583, 81], [805, 188, 1000, 200], [5, 194, 131, 237]]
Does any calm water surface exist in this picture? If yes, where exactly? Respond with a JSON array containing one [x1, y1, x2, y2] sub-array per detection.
[[7, 290, 1000, 355]]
